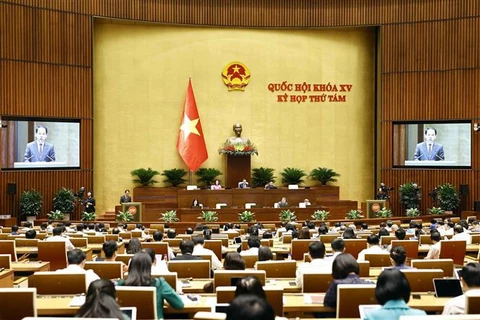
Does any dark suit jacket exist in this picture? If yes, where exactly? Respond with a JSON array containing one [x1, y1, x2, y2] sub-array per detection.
[[171, 254, 201, 261], [414, 142, 445, 161], [85, 197, 96, 213], [24, 141, 56, 162], [120, 195, 132, 204]]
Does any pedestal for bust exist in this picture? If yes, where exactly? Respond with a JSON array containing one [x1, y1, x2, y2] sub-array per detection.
[[225, 155, 251, 189]]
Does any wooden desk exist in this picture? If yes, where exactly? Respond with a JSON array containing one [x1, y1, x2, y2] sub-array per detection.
[[88, 242, 125, 256], [36, 295, 79, 316], [181, 278, 302, 294], [408, 293, 450, 312], [36, 292, 449, 317], [418, 243, 480, 254], [11, 261, 50, 273], [15, 247, 93, 261], [0, 269, 14, 287]]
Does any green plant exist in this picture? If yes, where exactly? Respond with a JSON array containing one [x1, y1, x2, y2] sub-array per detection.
[[399, 182, 421, 209], [346, 209, 363, 220], [47, 210, 65, 221], [280, 167, 307, 186], [117, 210, 134, 222], [309, 167, 340, 185], [375, 207, 392, 218], [251, 167, 276, 187], [429, 207, 445, 215], [53, 187, 75, 214], [130, 167, 160, 186], [161, 168, 187, 187], [238, 210, 255, 222], [160, 210, 180, 223], [195, 168, 222, 186], [198, 211, 218, 222], [279, 209, 297, 223], [406, 208, 420, 217], [437, 183, 460, 211], [19, 189, 43, 217], [81, 211, 96, 221], [311, 210, 330, 221]]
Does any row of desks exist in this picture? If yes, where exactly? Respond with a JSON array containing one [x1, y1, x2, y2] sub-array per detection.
[[35, 292, 449, 316]]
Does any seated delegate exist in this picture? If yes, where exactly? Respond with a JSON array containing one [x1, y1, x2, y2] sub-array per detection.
[[277, 197, 289, 207], [211, 179, 223, 190], [191, 198, 203, 208], [264, 181, 277, 189], [238, 179, 249, 189]]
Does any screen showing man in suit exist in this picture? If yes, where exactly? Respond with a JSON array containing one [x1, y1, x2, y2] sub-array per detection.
[[414, 127, 445, 161], [24, 125, 56, 162]]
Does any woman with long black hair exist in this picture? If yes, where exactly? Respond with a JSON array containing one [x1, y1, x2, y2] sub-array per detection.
[[117, 252, 184, 319], [76, 279, 126, 319]]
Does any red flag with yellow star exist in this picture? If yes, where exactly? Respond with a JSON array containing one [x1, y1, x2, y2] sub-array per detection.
[[177, 79, 208, 171]]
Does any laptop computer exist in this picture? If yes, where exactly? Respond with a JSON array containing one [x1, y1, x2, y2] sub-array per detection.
[[433, 278, 463, 297], [121, 307, 137, 320], [454, 268, 462, 279], [211, 303, 229, 313]]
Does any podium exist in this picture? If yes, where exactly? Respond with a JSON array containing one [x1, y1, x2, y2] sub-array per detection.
[[121, 202, 143, 222], [225, 155, 251, 188], [363, 200, 387, 218]]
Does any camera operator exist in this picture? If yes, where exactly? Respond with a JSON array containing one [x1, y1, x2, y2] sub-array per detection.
[[429, 187, 438, 206], [376, 183, 394, 200]]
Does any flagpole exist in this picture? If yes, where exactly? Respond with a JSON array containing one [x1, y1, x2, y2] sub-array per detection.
[[188, 170, 193, 185]]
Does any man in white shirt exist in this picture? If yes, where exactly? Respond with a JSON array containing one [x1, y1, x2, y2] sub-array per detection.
[[240, 237, 261, 256], [192, 236, 223, 269], [357, 235, 386, 261], [452, 225, 472, 244], [152, 231, 175, 260], [424, 232, 442, 260], [45, 226, 75, 251], [296, 241, 333, 288], [57, 249, 100, 288], [442, 221, 455, 237], [443, 263, 480, 315], [133, 223, 150, 240]]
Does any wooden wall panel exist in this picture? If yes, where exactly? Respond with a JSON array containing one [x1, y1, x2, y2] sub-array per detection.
[[380, 169, 475, 216], [0, 61, 92, 118], [381, 70, 480, 120], [0, 3, 92, 65], [0, 0, 479, 220], [0, 170, 93, 219], [382, 18, 480, 73], [2, 0, 479, 26]]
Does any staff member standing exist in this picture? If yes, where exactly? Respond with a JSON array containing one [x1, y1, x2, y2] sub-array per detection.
[[85, 191, 96, 213]]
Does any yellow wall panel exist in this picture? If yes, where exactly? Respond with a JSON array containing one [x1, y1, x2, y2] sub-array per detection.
[[93, 22, 376, 213]]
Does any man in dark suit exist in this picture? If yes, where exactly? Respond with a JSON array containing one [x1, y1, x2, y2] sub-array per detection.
[[24, 125, 56, 162], [414, 127, 445, 161], [119, 189, 132, 204], [171, 240, 202, 261]]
